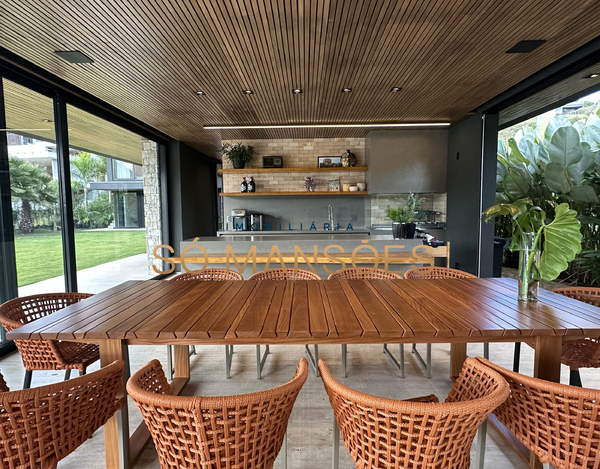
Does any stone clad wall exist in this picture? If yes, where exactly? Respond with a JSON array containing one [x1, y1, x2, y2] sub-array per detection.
[[142, 140, 163, 275]]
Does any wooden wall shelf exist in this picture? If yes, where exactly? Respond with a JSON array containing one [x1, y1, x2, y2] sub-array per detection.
[[218, 166, 368, 174], [220, 191, 368, 197]]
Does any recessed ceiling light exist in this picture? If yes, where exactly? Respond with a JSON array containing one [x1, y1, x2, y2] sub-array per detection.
[[391, 87, 402, 92], [505, 40, 546, 54], [54, 50, 94, 64], [585, 73, 600, 79], [204, 122, 450, 130], [342, 88, 352, 93], [243, 90, 253, 95], [195, 91, 206, 96], [292, 89, 302, 94]]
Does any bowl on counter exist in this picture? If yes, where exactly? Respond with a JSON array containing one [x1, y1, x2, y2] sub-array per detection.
[[349, 185, 359, 192]]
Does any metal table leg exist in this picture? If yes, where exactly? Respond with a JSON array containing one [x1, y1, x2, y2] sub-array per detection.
[[411, 343, 432, 379], [305, 345, 319, 377], [383, 344, 405, 378]]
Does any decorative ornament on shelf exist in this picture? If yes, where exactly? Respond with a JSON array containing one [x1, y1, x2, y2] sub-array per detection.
[[304, 176, 317, 192], [341, 149, 356, 167], [240, 177, 248, 193]]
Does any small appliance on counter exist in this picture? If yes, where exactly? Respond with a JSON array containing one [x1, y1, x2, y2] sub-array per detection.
[[230, 209, 248, 231], [249, 213, 264, 231]]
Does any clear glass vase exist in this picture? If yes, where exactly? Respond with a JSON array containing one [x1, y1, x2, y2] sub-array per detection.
[[517, 232, 540, 302]]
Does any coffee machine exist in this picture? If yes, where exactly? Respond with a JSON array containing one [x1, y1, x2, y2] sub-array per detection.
[[230, 209, 248, 231], [249, 213, 264, 231]]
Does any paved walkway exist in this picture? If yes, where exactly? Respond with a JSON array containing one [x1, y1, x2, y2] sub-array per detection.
[[18, 254, 155, 296]]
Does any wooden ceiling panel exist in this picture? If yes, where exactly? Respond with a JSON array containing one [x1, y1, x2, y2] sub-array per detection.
[[1, 0, 600, 156]]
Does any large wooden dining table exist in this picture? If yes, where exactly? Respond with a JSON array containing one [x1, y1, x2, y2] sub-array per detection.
[[8, 276, 600, 469]]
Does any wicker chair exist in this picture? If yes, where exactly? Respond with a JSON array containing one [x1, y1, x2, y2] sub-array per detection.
[[328, 268, 402, 378], [249, 268, 322, 377], [170, 269, 244, 379], [513, 287, 600, 386], [127, 358, 308, 469], [0, 360, 125, 469], [477, 356, 600, 469], [319, 357, 509, 469], [404, 267, 479, 378], [0, 293, 99, 388], [0, 370, 8, 393]]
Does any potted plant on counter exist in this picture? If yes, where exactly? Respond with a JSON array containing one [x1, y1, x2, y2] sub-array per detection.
[[219, 143, 257, 169], [385, 193, 425, 239], [483, 198, 582, 301]]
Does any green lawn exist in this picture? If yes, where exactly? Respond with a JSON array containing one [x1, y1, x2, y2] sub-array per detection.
[[14, 229, 146, 287]]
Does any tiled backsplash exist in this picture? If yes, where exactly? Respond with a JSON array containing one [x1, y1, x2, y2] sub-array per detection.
[[368, 193, 447, 226]]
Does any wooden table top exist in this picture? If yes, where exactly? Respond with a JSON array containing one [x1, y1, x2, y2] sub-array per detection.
[[8, 277, 600, 344]]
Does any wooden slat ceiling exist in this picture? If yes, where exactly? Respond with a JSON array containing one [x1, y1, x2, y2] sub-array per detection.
[[2, 0, 600, 157], [499, 65, 600, 126], [3, 79, 144, 164]]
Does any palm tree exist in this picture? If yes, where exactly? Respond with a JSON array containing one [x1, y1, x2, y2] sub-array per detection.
[[9, 158, 58, 234]]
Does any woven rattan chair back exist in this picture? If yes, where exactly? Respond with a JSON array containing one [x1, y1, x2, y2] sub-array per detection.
[[0, 293, 95, 371], [127, 358, 309, 469], [404, 266, 477, 279], [477, 357, 600, 469], [249, 268, 321, 281], [0, 370, 8, 393], [327, 267, 402, 280], [319, 357, 509, 469], [552, 287, 600, 306], [174, 268, 243, 281], [0, 360, 125, 469]]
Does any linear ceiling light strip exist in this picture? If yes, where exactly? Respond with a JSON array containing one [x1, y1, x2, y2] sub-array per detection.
[[204, 123, 451, 129]]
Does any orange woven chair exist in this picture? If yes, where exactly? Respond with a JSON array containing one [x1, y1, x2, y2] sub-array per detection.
[[404, 267, 479, 379], [0, 370, 8, 393], [477, 356, 600, 469], [0, 360, 125, 469], [328, 268, 402, 378], [319, 357, 509, 469], [250, 268, 322, 377], [513, 287, 600, 386], [127, 358, 308, 469], [0, 293, 99, 388], [170, 269, 244, 379]]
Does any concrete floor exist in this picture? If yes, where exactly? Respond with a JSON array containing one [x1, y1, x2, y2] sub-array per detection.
[[2, 341, 598, 469]]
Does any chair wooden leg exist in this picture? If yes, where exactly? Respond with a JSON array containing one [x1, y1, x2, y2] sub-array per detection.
[[64, 369, 71, 380], [569, 369, 582, 387], [513, 342, 521, 372], [23, 370, 32, 389]]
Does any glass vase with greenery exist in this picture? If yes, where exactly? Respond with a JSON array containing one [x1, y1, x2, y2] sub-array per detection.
[[219, 143, 257, 169], [484, 198, 582, 300]]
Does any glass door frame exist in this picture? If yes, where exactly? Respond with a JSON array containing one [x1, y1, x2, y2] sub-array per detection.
[[0, 55, 170, 357]]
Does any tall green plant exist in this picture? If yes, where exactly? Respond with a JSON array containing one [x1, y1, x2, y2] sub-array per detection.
[[385, 193, 425, 223]]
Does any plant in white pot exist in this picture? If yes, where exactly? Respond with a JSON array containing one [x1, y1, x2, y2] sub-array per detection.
[[219, 143, 257, 169], [484, 198, 582, 301], [385, 193, 425, 239]]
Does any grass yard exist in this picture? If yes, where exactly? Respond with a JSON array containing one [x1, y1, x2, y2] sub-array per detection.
[[14, 229, 146, 286]]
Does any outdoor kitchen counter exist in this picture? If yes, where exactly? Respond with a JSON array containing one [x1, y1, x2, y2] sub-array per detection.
[[175, 236, 447, 279]]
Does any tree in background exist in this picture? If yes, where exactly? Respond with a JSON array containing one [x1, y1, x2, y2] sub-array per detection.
[[9, 157, 58, 234], [70, 152, 106, 211]]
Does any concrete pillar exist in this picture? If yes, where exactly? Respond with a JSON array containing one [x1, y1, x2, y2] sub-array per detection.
[[142, 140, 163, 275]]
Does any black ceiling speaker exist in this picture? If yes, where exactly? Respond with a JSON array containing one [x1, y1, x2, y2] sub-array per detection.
[[506, 40, 546, 54], [54, 50, 94, 64]]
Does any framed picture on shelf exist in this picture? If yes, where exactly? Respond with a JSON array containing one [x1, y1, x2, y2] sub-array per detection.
[[318, 156, 342, 168], [328, 178, 341, 191]]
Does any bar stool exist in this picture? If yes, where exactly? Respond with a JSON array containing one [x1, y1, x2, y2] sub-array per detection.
[[249, 268, 322, 377], [127, 358, 308, 469], [328, 267, 402, 377], [404, 266, 479, 378]]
